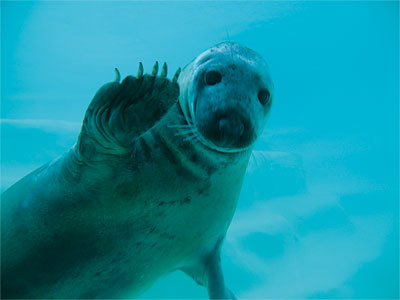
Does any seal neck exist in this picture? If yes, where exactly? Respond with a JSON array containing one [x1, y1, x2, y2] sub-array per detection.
[[151, 103, 252, 179]]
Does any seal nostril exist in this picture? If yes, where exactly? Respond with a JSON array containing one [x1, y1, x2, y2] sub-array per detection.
[[205, 71, 222, 86], [258, 89, 271, 105]]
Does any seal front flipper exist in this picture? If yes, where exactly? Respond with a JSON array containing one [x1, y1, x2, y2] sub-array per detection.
[[181, 236, 237, 300], [77, 62, 180, 161]]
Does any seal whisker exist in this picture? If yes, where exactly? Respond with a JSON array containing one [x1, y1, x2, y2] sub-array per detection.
[[174, 129, 196, 137], [183, 133, 198, 142], [168, 112, 192, 127], [167, 124, 193, 129], [250, 151, 258, 168]]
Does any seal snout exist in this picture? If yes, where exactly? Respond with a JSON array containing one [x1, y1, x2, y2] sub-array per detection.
[[198, 108, 255, 150], [219, 118, 244, 140], [217, 116, 245, 147]]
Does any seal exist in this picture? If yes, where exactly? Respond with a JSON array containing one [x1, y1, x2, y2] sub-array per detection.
[[1, 42, 274, 299]]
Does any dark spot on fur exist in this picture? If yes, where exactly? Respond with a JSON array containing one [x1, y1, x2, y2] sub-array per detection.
[[116, 183, 136, 198], [198, 182, 211, 196], [94, 270, 103, 277], [109, 267, 120, 276], [190, 153, 198, 162], [159, 232, 176, 240], [202, 163, 218, 176], [179, 141, 191, 151], [139, 137, 152, 161], [158, 198, 191, 207]]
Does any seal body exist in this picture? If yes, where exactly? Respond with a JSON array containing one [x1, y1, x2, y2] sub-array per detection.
[[1, 42, 274, 299]]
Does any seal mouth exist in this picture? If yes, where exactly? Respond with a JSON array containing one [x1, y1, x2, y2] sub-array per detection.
[[197, 107, 255, 151]]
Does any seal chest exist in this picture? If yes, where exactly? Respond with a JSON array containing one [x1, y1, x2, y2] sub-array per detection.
[[1, 42, 274, 299]]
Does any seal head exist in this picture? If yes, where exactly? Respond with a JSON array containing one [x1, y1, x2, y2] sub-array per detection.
[[178, 42, 274, 152]]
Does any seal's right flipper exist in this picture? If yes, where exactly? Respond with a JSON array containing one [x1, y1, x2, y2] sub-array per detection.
[[181, 236, 237, 300], [77, 63, 180, 161]]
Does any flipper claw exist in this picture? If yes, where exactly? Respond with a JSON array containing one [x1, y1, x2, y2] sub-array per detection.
[[137, 62, 144, 78], [114, 68, 121, 82], [151, 61, 159, 76], [161, 62, 167, 78], [172, 67, 181, 83]]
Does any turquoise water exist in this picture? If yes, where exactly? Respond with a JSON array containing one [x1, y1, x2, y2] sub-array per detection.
[[1, 1, 398, 299]]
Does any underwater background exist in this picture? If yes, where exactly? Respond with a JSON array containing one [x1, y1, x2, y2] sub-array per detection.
[[1, 1, 398, 299]]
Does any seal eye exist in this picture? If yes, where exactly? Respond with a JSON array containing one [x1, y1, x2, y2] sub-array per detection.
[[258, 89, 271, 105], [205, 71, 222, 85]]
